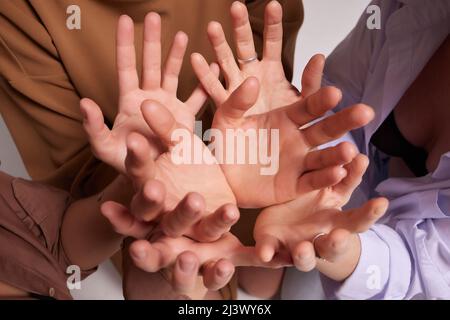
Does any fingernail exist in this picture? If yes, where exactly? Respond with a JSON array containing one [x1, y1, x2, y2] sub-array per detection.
[[216, 267, 232, 278], [180, 258, 195, 273], [297, 253, 312, 262], [223, 211, 236, 223], [132, 248, 147, 260]]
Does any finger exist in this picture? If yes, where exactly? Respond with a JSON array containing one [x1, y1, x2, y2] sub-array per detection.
[[297, 166, 347, 194], [125, 132, 158, 188], [332, 154, 369, 199], [303, 104, 375, 147], [101, 201, 152, 239], [160, 193, 205, 238], [186, 63, 221, 114], [301, 54, 325, 98], [336, 197, 389, 233], [80, 98, 111, 153], [304, 141, 357, 172], [142, 12, 162, 90], [313, 229, 352, 263], [292, 241, 317, 272], [202, 259, 235, 291], [130, 179, 166, 222], [172, 251, 200, 294], [263, 0, 283, 61], [194, 204, 240, 242], [191, 53, 228, 105], [207, 21, 241, 84], [219, 76, 259, 119], [116, 15, 139, 95], [162, 31, 188, 94], [129, 239, 174, 272], [230, 1, 257, 63], [255, 234, 281, 263], [285, 86, 342, 127], [141, 99, 183, 147]]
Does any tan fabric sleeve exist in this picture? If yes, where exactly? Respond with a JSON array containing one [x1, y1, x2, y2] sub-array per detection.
[[0, 1, 113, 196], [246, 0, 303, 81]]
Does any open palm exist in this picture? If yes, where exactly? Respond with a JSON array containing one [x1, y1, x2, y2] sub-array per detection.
[[81, 13, 211, 173], [196, 72, 373, 207], [254, 154, 389, 263], [127, 100, 236, 232], [192, 2, 374, 208]]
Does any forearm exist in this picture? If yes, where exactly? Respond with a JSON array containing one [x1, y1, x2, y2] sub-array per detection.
[[238, 267, 284, 299], [61, 174, 134, 271]]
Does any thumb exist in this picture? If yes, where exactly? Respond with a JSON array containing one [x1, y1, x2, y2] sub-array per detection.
[[220, 76, 259, 119], [80, 98, 112, 156]]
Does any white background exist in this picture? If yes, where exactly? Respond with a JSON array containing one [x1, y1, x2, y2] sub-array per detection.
[[0, 0, 371, 300]]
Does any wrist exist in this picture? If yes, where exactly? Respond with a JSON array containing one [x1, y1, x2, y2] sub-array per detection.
[[99, 174, 134, 206]]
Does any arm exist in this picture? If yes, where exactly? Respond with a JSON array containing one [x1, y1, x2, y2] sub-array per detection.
[[320, 188, 450, 300], [238, 267, 284, 299], [61, 175, 133, 271], [0, 1, 113, 195], [321, 0, 382, 110]]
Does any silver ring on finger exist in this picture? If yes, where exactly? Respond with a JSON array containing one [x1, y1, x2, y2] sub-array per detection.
[[312, 232, 328, 262], [237, 54, 258, 65]]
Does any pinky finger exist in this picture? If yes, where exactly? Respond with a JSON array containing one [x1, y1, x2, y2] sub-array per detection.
[[202, 259, 235, 291], [186, 62, 222, 114], [190, 53, 227, 107]]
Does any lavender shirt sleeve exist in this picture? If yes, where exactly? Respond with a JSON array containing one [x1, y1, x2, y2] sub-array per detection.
[[321, 162, 450, 299]]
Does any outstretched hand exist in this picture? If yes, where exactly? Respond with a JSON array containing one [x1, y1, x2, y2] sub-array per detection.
[[80, 13, 212, 173], [254, 154, 389, 280], [191, 1, 375, 207]]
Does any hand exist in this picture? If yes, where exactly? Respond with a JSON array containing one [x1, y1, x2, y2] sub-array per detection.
[[254, 154, 389, 280], [122, 245, 235, 300], [192, 1, 307, 116], [80, 13, 211, 173], [102, 185, 289, 299], [191, 67, 373, 207], [191, 2, 375, 207], [104, 196, 239, 299], [125, 100, 238, 239], [101, 100, 240, 243]]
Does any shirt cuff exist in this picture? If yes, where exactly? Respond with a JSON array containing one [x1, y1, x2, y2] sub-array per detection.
[[321, 229, 390, 300]]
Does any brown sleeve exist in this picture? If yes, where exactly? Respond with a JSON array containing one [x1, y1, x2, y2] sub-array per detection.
[[0, 1, 114, 197], [246, 0, 304, 81], [0, 172, 95, 287]]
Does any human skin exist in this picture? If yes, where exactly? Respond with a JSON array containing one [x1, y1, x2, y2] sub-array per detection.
[[240, 155, 388, 298], [281, 34, 450, 287], [88, 6, 375, 299], [238, 25, 450, 302], [192, 1, 375, 208]]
